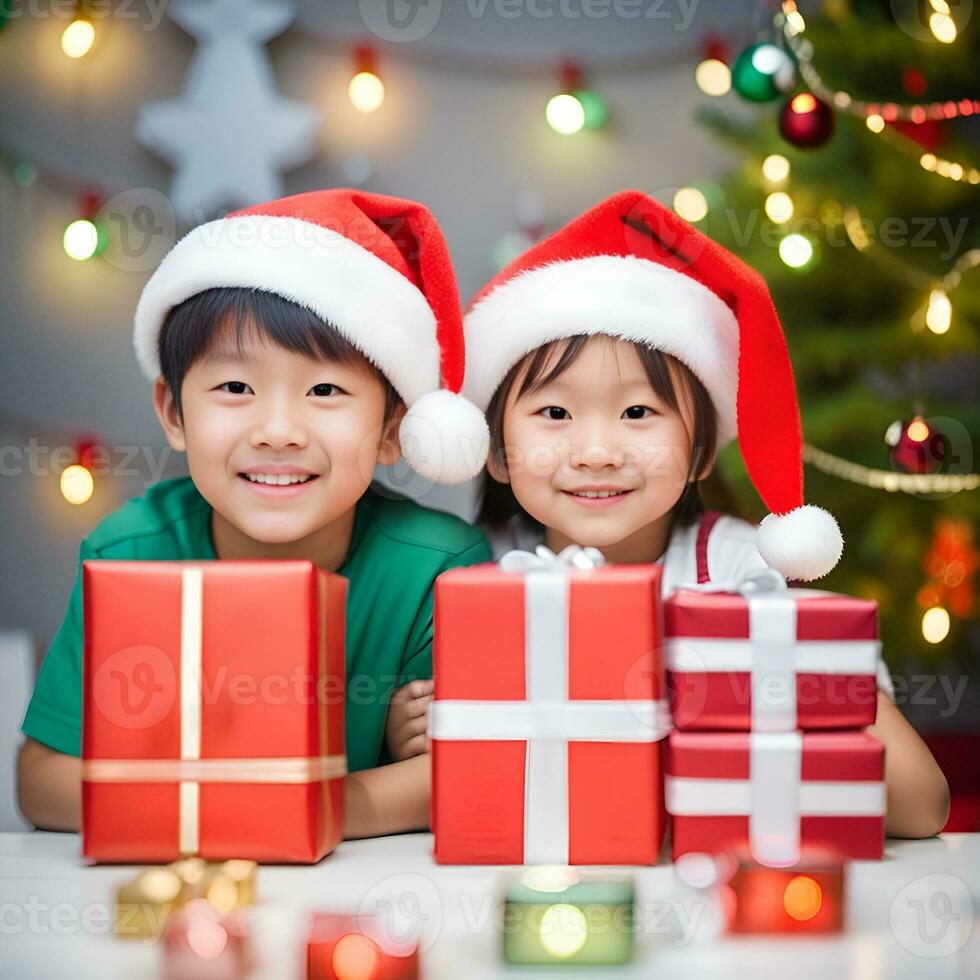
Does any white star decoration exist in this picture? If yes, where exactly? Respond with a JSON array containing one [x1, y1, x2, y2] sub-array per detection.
[[136, 0, 320, 224]]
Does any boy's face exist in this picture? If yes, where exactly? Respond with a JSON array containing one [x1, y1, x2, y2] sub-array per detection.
[[155, 318, 401, 545], [491, 336, 700, 549]]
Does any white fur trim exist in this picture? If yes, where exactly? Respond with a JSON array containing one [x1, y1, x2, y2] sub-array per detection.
[[462, 255, 740, 445], [133, 215, 441, 403], [756, 505, 844, 582], [399, 390, 490, 485]]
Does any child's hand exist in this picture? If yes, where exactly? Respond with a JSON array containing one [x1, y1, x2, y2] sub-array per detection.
[[385, 679, 434, 762]]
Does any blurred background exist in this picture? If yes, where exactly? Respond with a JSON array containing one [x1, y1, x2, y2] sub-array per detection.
[[0, 0, 977, 828]]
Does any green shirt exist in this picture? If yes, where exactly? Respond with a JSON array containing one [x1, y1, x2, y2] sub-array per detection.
[[21, 476, 490, 773]]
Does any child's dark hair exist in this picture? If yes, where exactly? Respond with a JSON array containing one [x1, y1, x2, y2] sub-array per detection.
[[477, 334, 718, 532], [158, 286, 402, 424]]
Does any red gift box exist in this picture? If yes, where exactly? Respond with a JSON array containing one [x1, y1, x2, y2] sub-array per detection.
[[306, 913, 419, 980], [431, 550, 669, 865], [665, 584, 880, 731], [666, 730, 885, 864], [82, 560, 346, 863]]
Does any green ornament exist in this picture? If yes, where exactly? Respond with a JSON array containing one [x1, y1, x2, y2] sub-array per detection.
[[576, 88, 609, 130], [732, 42, 796, 103]]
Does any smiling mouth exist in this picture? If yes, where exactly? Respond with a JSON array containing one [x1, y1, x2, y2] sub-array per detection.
[[563, 489, 632, 499], [238, 473, 319, 486]]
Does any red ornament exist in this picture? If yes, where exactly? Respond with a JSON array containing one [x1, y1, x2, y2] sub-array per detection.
[[703, 33, 729, 65], [559, 57, 584, 93], [75, 435, 102, 472], [886, 416, 947, 475], [779, 93, 834, 149], [353, 44, 378, 76], [79, 186, 104, 221]]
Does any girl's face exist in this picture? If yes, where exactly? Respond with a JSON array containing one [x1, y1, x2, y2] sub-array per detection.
[[490, 336, 698, 550]]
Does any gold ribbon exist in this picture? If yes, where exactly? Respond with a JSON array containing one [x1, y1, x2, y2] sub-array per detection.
[[81, 755, 348, 783]]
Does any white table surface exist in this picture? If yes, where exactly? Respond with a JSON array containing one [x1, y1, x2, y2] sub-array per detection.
[[0, 831, 977, 979]]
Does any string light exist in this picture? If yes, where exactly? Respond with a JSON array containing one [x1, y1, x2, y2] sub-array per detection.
[[59, 463, 94, 505], [348, 46, 384, 114], [917, 149, 979, 184], [765, 191, 794, 223], [673, 187, 708, 222], [761, 154, 790, 183], [925, 289, 952, 334], [778, 6, 978, 122], [546, 94, 585, 135], [921, 605, 951, 644], [803, 443, 980, 495], [844, 208, 980, 305], [928, 8, 957, 44], [779, 233, 814, 268], [61, 16, 95, 59], [63, 219, 99, 261], [782, 0, 806, 37], [695, 59, 731, 97], [865, 113, 885, 134]]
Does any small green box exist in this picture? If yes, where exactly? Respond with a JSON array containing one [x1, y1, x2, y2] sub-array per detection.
[[501, 868, 635, 965]]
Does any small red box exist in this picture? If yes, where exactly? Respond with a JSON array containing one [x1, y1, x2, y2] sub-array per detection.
[[431, 561, 668, 865], [306, 914, 419, 980], [665, 589, 880, 731], [725, 844, 845, 935], [666, 730, 885, 863], [82, 560, 346, 863]]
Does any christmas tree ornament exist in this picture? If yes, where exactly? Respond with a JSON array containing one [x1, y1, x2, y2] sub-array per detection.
[[136, 0, 319, 223], [885, 416, 947, 475], [732, 42, 795, 102], [779, 92, 834, 148]]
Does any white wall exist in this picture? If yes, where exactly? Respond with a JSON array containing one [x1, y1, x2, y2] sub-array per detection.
[[0, 0, 756, 657]]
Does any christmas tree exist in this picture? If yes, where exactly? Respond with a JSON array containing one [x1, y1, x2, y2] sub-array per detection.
[[696, 0, 979, 667]]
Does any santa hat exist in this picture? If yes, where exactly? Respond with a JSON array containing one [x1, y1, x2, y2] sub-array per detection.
[[133, 188, 488, 485], [464, 190, 843, 581]]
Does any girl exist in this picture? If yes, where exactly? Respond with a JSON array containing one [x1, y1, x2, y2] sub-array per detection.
[[461, 190, 949, 840]]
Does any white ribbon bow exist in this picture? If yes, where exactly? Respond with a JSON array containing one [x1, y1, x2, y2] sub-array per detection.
[[680, 566, 788, 596], [499, 544, 607, 574]]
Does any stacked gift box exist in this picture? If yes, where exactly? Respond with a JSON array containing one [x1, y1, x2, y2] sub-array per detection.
[[430, 551, 887, 869], [663, 573, 887, 864]]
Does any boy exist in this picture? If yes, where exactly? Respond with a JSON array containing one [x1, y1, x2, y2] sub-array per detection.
[[17, 189, 491, 839]]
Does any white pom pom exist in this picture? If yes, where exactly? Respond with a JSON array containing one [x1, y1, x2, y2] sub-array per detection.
[[399, 390, 490, 485], [756, 504, 844, 582]]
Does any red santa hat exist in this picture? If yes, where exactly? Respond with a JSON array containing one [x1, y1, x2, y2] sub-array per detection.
[[464, 189, 843, 581], [133, 188, 488, 485]]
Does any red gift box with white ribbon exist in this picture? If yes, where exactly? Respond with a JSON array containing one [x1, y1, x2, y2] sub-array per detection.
[[430, 546, 670, 865], [666, 730, 885, 863], [665, 572, 880, 731], [82, 560, 347, 863]]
